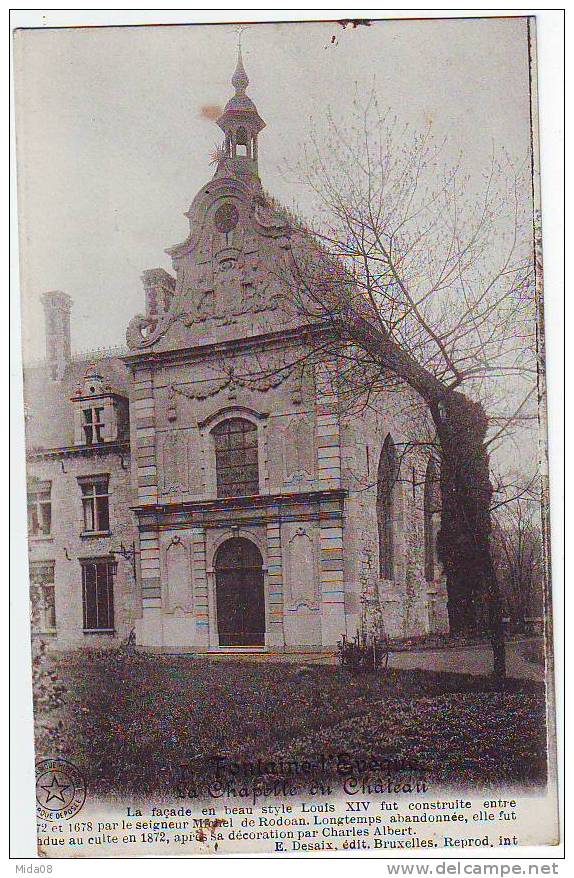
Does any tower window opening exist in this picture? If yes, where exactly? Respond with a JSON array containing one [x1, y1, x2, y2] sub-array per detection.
[[236, 127, 250, 157]]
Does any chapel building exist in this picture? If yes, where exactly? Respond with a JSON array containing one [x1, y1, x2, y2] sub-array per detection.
[[24, 52, 449, 652]]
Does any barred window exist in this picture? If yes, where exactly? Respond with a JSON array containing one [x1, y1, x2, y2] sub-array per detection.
[[79, 477, 110, 533], [82, 406, 105, 445], [213, 418, 259, 498], [27, 481, 52, 537], [81, 559, 114, 632], [30, 562, 56, 633]]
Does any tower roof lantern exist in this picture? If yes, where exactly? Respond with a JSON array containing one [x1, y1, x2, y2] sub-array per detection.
[[217, 46, 265, 136]]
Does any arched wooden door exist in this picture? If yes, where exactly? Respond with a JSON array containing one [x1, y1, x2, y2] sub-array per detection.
[[215, 538, 265, 646]]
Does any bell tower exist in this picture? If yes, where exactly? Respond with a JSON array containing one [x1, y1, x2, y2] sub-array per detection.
[[216, 46, 265, 178]]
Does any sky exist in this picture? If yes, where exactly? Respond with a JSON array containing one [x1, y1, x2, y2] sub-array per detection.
[[14, 16, 533, 362]]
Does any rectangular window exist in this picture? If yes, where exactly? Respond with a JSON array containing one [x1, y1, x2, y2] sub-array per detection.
[[82, 406, 105, 445], [79, 477, 110, 533], [27, 481, 52, 537], [81, 559, 115, 632], [30, 562, 56, 633]]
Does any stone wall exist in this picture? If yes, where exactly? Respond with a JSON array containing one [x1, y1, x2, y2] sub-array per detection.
[[340, 381, 449, 640], [26, 452, 137, 649]]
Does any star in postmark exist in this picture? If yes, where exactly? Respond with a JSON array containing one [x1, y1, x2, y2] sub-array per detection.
[[36, 758, 86, 820]]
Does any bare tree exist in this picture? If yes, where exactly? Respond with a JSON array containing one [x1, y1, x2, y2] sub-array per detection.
[[492, 486, 543, 631], [271, 94, 539, 678]]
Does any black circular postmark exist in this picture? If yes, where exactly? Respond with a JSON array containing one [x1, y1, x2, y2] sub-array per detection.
[[36, 758, 86, 821]]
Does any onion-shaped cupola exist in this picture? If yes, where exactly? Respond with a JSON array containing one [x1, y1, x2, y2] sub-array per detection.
[[216, 46, 265, 178]]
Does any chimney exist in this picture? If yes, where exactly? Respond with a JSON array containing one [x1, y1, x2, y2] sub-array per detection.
[[141, 269, 176, 322], [41, 291, 72, 381]]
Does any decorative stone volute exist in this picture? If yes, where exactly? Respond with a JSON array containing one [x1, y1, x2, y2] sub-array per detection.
[[142, 269, 176, 323]]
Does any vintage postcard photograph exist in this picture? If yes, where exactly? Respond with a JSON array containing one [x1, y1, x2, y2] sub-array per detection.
[[11, 13, 560, 858]]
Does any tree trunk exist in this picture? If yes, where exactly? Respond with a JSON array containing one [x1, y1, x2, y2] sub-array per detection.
[[432, 391, 506, 678], [488, 569, 507, 680]]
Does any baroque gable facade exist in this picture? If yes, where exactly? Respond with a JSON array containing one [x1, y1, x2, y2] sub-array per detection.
[[24, 51, 448, 652]]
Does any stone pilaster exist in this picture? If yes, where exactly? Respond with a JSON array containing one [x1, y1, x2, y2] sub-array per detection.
[[314, 364, 341, 490], [315, 364, 345, 645], [136, 527, 162, 646], [191, 526, 209, 648], [133, 365, 162, 646], [319, 520, 346, 646], [266, 518, 284, 648], [133, 367, 158, 506]]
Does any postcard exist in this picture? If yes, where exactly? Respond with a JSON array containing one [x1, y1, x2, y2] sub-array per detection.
[[12, 14, 560, 857]]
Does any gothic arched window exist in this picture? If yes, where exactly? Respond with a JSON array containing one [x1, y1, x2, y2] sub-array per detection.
[[424, 457, 440, 582], [377, 434, 398, 579], [213, 418, 259, 498]]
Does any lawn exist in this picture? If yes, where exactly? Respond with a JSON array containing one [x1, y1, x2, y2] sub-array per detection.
[[517, 639, 546, 666], [35, 650, 548, 797]]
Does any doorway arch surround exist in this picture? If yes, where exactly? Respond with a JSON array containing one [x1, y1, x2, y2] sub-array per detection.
[[206, 529, 269, 649]]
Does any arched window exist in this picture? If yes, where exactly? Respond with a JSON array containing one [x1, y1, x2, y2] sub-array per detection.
[[424, 457, 440, 582], [213, 418, 259, 498], [377, 434, 398, 579]]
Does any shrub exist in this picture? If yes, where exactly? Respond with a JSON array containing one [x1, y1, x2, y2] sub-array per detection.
[[337, 633, 389, 672]]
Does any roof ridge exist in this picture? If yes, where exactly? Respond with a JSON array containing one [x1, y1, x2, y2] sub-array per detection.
[[24, 344, 129, 369]]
